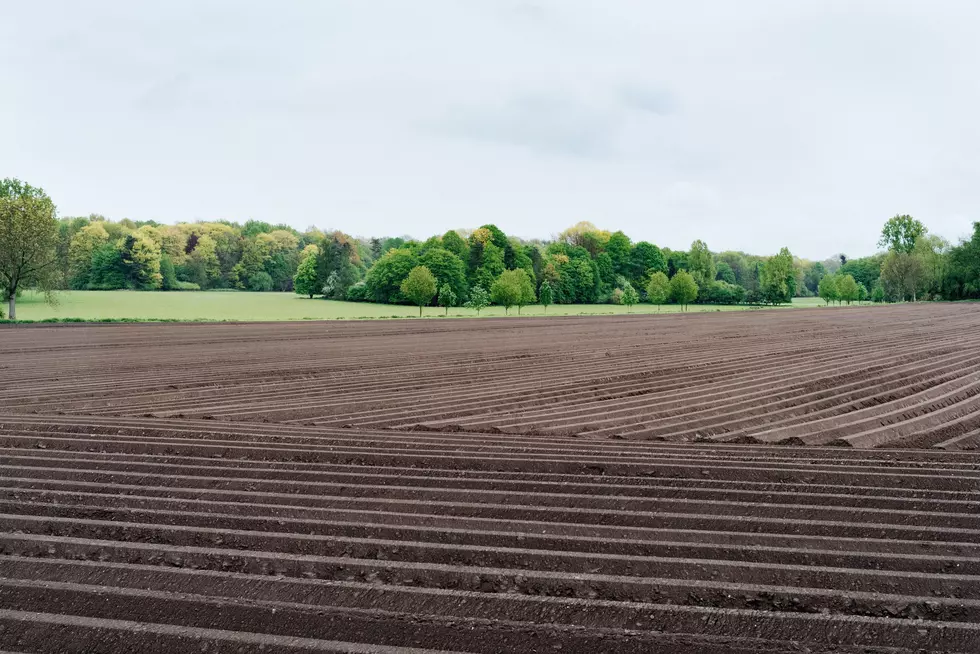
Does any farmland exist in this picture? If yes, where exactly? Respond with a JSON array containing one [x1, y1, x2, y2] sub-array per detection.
[[1, 303, 979, 653]]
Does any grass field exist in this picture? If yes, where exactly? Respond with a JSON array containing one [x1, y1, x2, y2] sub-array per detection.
[[12, 290, 830, 321]]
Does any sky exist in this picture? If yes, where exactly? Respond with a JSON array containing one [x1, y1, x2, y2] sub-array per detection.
[[3, 1, 979, 260]]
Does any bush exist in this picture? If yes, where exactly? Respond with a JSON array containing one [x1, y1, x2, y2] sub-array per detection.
[[609, 288, 624, 305], [174, 281, 201, 291], [247, 271, 274, 292], [346, 281, 370, 302]]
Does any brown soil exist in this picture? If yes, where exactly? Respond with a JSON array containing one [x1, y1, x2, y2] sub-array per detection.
[[1, 305, 979, 652]]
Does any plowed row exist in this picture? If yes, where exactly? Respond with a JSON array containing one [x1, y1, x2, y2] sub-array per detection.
[[1, 305, 979, 652]]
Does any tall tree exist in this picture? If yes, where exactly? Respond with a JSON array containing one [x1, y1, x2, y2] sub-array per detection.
[[880, 251, 926, 301], [538, 280, 553, 312], [438, 283, 457, 316], [293, 245, 320, 298], [400, 265, 437, 316], [878, 215, 926, 254], [621, 281, 639, 313], [490, 269, 531, 315], [463, 285, 490, 315], [0, 179, 59, 319], [687, 240, 716, 289], [818, 274, 840, 305], [760, 247, 794, 305], [669, 271, 698, 310], [837, 274, 860, 305], [646, 271, 670, 310]]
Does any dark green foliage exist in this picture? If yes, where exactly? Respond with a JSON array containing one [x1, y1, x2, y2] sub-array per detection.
[[628, 242, 667, 287], [441, 230, 469, 260], [760, 247, 794, 305], [293, 249, 319, 298], [365, 248, 418, 303], [802, 261, 826, 294], [87, 244, 127, 289], [420, 248, 468, 302], [702, 280, 746, 304], [346, 281, 370, 302], [715, 261, 736, 285], [160, 254, 178, 291], [248, 271, 274, 292], [606, 231, 632, 277], [946, 223, 980, 299], [669, 271, 698, 309], [839, 255, 883, 291]]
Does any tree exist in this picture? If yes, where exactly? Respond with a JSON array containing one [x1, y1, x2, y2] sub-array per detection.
[[687, 240, 716, 289], [760, 247, 794, 305], [879, 215, 926, 254], [628, 241, 667, 287], [646, 271, 670, 310], [420, 248, 468, 303], [365, 248, 418, 303], [880, 251, 926, 301], [669, 271, 698, 310], [401, 265, 437, 316], [160, 254, 178, 291], [0, 179, 59, 319], [837, 274, 860, 305], [857, 282, 868, 302], [515, 269, 536, 315], [293, 246, 320, 298], [538, 280, 553, 312], [121, 234, 163, 289], [438, 283, 457, 316], [818, 274, 840, 305], [715, 261, 736, 285], [464, 285, 490, 315], [490, 269, 524, 314], [872, 283, 886, 303], [68, 222, 110, 289], [248, 271, 274, 292], [621, 281, 639, 312]]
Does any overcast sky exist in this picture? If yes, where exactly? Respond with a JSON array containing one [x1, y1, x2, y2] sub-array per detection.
[[3, 1, 979, 259]]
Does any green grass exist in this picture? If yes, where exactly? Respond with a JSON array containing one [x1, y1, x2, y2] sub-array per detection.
[[10, 290, 831, 322]]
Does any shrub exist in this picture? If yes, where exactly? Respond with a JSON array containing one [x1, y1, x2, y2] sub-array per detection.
[[345, 281, 370, 302], [174, 281, 201, 291], [248, 271, 274, 292]]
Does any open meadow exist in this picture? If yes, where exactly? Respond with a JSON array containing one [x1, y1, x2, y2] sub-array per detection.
[[13, 290, 828, 321], [1, 303, 979, 652]]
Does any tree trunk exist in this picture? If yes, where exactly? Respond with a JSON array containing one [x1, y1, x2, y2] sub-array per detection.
[[8, 295, 14, 321], [419, 305, 423, 317]]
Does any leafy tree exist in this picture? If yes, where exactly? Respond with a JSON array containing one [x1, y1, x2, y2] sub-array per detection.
[[760, 247, 794, 305], [121, 234, 163, 289], [365, 248, 418, 303], [947, 222, 980, 299], [160, 254, 178, 290], [621, 281, 639, 312], [68, 223, 110, 289], [669, 271, 698, 310], [646, 271, 670, 310], [539, 280, 553, 312], [702, 280, 746, 304], [420, 247, 468, 302], [316, 232, 362, 300], [0, 179, 59, 319], [802, 261, 826, 294], [400, 265, 437, 316], [293, 246, 320, 298], [628, 241, 667, 287], [880, 251, 926, 301], [515, 269, 536, 315], [88, 243, 127, 289], [857, 282, 868, 302], [606, 231, 632, 277], [871, 283, 886, 303], [441, 230, 469, 260], [490, 269, 524, 314], [687, 240, 716, 289], [248, 271, 274, 292], [438, 283, 457, 315], [879, 215, 926, 254], [715, 261, 736, 285], [837, 274, 860, 305], [185, 234, 221, 288], [818, 274, 840, 305], [463, 285, 490, 315]]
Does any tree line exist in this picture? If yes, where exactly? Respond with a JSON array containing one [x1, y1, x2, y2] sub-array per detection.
[[2, 177, 979, 319]]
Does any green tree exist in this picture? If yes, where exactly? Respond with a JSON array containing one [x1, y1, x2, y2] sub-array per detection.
[[88, 243, 127, 289], [490, 269, 523, 314], [646, 271, 670, 310], [248, 271, 274, 292], [760, 247, 794, 305], [365, 248, 418, 303], [871, 283, 886, 303], [68, 222, 110, 289], [818, 274, 840, 305], [669, 271, 698, 310], [160, 253, 178, 290], [837, 274, 860, 305], [857, 282, 868, 302], [880, 251, 926, 301], [441, 230, 469, 261], [606, 231, 632, 277], [293, 245, 320, 298], [0, 179, 59, 319], [687, 240, 716, 289], [538, 280, 554, 312], [122, 234, 163, 289], [463, 285, 490, 315], [438, 283, 457, 315], [879, 215, 926, 254], [621, 281, 639, 312], [715, 261, 736, 285], [420, 248, 468, 302], [628, 241, 667, 287], [515, 269, 536, 315], [401, 265, 437, 316]]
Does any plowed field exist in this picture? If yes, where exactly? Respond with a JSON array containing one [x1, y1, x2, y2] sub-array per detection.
[[1, 304, 979, 653]]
